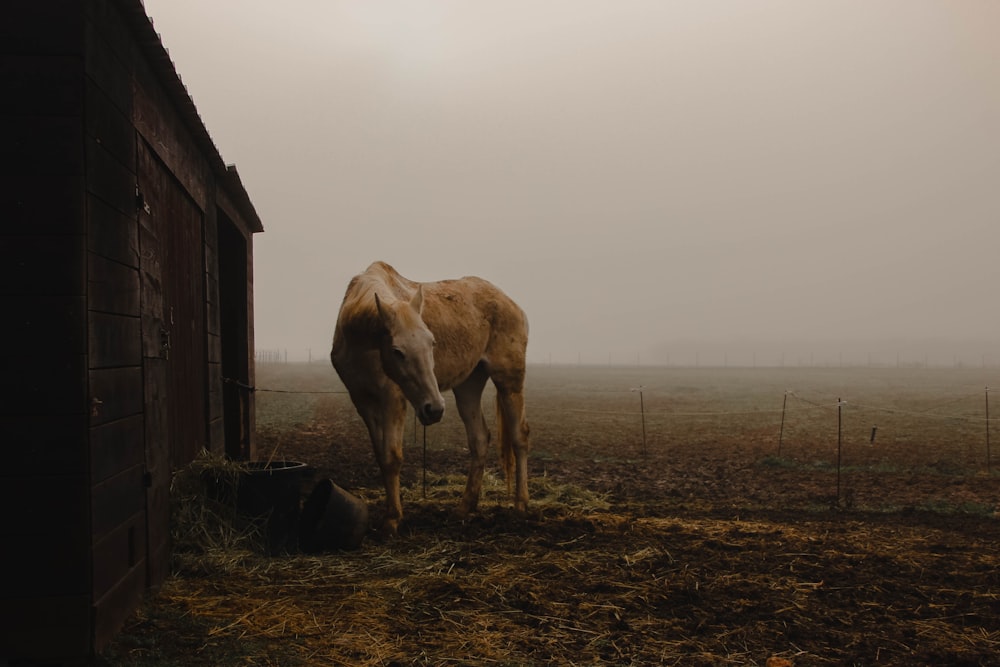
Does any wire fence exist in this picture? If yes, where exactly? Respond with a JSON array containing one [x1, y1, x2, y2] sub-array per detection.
[[252, 365, 999, 507], [257, 349, 1000, 369], [256, 349, 329, 364], [530, 384, 995, 464]]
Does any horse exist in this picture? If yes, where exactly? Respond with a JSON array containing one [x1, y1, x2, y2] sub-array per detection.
[[330, 261, 531, 534]]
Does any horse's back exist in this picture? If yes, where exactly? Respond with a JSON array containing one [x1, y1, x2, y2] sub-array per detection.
[[332, 262, 528, 388], [422, 276, 526, 343], [421, 275, 528, 389]]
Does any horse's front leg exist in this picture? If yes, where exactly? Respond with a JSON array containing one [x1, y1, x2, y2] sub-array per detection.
[[362, 391, 408, 536], [453, 366, 490, 516]]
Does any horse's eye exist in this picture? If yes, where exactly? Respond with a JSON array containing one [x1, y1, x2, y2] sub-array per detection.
[[392, 348, 405, 361]]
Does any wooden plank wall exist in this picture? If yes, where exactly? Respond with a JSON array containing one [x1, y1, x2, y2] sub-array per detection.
[[131, 24, 221, 465], [206, 203, 227, 452], [0, 2, 93, 661], [2, 0, 261, 659], [84, 0, 147, 652]]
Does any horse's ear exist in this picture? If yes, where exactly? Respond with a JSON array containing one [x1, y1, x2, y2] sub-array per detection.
[[410, 285, 424, 314], [374, 292, 394, 328]]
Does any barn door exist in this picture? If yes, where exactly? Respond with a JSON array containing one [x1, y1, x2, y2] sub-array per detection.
[[218, 212, 251, 460], [137, 139, 207, 586]]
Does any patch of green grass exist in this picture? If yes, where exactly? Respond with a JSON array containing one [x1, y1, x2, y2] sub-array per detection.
[[910, 499, 996, 517], [758, 455, 798, 469], [408, 471, 611, 513]]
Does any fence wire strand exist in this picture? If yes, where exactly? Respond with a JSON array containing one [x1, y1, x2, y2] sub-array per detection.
[[249, 383, 991, 422]]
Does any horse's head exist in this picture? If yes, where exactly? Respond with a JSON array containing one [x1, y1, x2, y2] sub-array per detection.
[[375, 286, 446, 425]]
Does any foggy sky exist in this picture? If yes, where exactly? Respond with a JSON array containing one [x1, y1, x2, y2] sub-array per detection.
[[141, 1, 1000, 366]]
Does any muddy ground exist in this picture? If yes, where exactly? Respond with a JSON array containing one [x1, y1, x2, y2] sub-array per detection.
[[104, 365, 1000, 665]]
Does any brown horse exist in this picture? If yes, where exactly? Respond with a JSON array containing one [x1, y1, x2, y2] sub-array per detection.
[[331, 261, 531, 534]]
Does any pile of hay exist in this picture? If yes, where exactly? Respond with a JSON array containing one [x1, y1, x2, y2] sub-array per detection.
[[168, 451, 267, 568]]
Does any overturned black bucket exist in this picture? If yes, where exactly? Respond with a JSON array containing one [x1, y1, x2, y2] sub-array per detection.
[[298, 479, 369, 552], [236, 461, 309, 554]]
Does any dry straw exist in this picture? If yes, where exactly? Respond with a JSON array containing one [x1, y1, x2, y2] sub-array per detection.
[[169, 450, 267, 564]]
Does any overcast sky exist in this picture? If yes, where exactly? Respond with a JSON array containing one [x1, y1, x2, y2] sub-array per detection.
[[142, 1, 1000, 366]]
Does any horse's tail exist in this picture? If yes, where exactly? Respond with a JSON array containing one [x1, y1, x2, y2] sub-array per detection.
[[496, 393, 515, 497]]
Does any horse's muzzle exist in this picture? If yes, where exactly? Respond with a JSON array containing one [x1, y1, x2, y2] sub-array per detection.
[[418, 402, 444, 426]]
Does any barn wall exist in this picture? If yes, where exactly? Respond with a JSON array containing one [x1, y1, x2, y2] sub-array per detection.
[[0, 1, 93, 661], [84, 0, 148, 650], [87, 0, 263, 649], [130, 8, 215, 471], [0, 1, 263, 660], [206, 202, 226, 450]]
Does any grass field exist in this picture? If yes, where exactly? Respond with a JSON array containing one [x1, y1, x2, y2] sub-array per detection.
[[103, 363, 1000, 666], [256, 363, 999, 514]]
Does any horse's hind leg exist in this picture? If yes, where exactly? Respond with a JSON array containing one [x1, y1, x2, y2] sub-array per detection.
[[453, 364, 491, 516], [496, 387, 531, 512]]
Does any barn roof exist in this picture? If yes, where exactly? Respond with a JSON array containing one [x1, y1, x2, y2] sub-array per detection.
[[125, 0, 264, 233]]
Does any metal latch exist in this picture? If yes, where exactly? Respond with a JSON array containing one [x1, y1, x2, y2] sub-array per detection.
[[160, 328, 171, 359], [135, 185, 151, 214]]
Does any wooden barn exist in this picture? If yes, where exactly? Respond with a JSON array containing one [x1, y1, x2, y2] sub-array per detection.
[[1, 0, 263, 661]]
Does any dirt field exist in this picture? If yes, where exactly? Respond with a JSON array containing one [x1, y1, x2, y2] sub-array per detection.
[[104, 363, 1000, 665]]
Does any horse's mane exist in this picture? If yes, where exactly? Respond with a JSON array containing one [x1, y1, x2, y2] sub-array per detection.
[[336, 262, 417, 340]]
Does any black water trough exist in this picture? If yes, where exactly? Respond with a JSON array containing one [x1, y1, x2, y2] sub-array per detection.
[[235, 460, 310, 554]]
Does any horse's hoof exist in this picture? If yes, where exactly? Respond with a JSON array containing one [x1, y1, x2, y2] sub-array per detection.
[[453, 506, 476, 523], [375, 519, 400, 541], [456, 498, 481, 519], [514, 503, 540, 521]]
